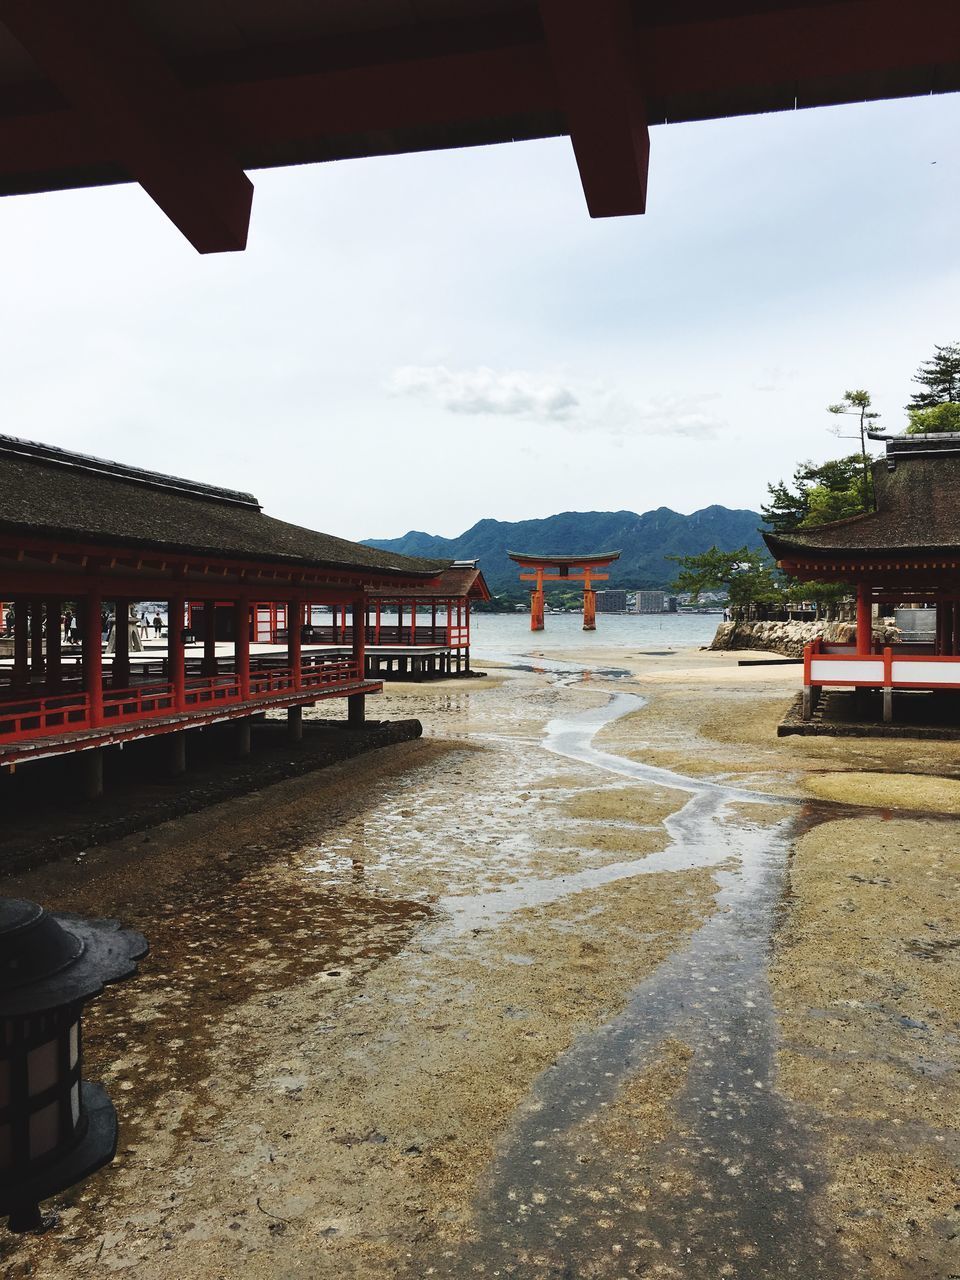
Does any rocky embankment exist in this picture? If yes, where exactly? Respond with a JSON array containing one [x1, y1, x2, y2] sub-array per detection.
[[708, 619, 900, 658]]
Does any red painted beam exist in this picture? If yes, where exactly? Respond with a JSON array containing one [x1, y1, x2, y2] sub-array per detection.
[[539, 0, 649, 216], [0, 0, 253, 252]]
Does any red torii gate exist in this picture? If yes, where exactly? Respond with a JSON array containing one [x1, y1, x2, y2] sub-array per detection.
[[508, 551, 621, 632]]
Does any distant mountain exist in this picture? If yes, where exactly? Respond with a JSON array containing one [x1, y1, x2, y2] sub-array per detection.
[[364, 506, 766, 594]]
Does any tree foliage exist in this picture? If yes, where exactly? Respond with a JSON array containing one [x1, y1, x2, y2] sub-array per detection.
[[826, 389, 878, 509], [761, 455, 870, 532], [907, 342, 960, 410], [906, 401, 960, 435], [670, 546, 782, 608]]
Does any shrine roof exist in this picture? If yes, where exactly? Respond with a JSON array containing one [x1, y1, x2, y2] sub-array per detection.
[[764, 435, 960, 562], [371, 565, 492, 601], [508, 550, 621, 567], [0, 435, 445, 580], [0, 3, 957, 252]]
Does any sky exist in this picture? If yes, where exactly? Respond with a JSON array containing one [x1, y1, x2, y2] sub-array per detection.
[[0, 91, 958, 542]]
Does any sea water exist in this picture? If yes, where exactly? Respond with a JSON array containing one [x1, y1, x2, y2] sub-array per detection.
[[469, 609, 720, 655]]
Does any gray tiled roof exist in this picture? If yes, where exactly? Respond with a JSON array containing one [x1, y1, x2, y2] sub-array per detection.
[[0, 436, 446, 579]]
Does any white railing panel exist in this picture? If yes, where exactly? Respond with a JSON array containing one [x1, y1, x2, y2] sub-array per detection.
[[810, 658, 882, 684], [891, 659, 960, 686]]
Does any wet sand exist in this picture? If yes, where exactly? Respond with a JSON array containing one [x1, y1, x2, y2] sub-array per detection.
[[1, 645, 957, 1278]]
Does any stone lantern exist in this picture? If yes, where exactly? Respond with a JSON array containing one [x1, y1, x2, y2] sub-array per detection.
[[0, 898, 147, 1231]]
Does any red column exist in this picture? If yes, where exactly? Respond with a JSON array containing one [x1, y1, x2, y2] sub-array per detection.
[[410, 600, 416, 645], [169, 595, 186, 710], [12, 596, 28, 688], [531, 570, 545, 632], [855, 584, 872, 655], [45, 596, 61, 690], [288, 598, 302, 689], [83, 590, 103, 726], [431, 601, 437, 642], [235, 598, 251, 699], [375, 600, 381, 645], [953, 599, 960, 657], [352, 594, 366, 680], [113, 597, 130, 687], [331, 603, 338, 645], [30, 601, 45, 675], [203, 600, 217, 676]]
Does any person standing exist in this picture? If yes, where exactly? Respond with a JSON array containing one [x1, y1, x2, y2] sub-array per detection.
[[62, 608, 73, 642], [153, 613, 163, 638]]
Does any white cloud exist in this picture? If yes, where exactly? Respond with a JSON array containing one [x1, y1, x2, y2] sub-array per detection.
[[389, 364, 579, 421], [389, 365, 724, 439]]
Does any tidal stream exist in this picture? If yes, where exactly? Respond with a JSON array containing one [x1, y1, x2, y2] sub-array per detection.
[[432, 667, 851, 1278]]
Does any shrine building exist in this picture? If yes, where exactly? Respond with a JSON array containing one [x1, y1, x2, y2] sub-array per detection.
[[189, 562, 491, 680], [764, 433, 960, 727], [0, 434, 445, 794]]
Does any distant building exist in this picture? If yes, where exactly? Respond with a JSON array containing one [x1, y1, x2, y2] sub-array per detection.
[[595, 589, 628, 613], [636, 590, 666, 613]]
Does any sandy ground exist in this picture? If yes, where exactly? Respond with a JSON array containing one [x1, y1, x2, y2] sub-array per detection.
[[0, 646, 957, 1278]]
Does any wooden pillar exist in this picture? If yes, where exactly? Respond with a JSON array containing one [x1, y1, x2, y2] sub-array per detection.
[[169, 731, 186, 776], [465, 600, 471, 672], [30, 601, 44, 675], [81, 748, 104, 800], [169, 595, 186, 711], [113, 597, 130, 688], [236, 718, 252, 756], [45, 597, 61, 690], [953, 599, 960, 657], [202, 600, 218, 676], [235, 599, 251, 700], [431, 601, 437, 642], [531, 569, 545, 631], [349, 593, 366, 725], [855, 584, 872, 655], [288, 705, 303, 741], [82, 590, 103, 727], [288, 599, 302, 689], [12, 597, 28, 688], [375, 600, 382, 645]]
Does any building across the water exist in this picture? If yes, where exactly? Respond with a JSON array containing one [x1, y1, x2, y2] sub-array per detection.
[[764, 432, 960, 728], [0, 434, 446, 793], [596, 590, 628, 613], [636, 590, 666, 613]]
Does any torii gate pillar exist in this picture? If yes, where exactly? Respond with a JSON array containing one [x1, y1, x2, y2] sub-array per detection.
[[530, 568, 545, 631], [583, 588, 596, 631]]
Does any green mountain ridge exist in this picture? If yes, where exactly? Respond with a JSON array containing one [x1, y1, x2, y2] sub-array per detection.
[[363, 506, 766, 594]]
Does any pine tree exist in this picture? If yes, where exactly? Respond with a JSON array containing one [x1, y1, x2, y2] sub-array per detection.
[[907, 342, 960, 409]]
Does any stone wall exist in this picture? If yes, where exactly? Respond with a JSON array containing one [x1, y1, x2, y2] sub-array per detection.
[[708, 618, 900, 658]]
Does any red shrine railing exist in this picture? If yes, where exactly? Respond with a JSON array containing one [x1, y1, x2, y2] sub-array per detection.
[[0, 656, 366, 746]]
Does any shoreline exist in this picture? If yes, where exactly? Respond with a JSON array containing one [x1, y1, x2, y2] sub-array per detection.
[[1, 645, 956, 1278]]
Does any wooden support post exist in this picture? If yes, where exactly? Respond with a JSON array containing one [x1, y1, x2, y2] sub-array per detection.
[[352, 594, 366, 683], [12, 597, 28, 688], [348, 693, 366, 727], [410, 600, 416, 645], [235, 599, 251, 700], [45, 596, 61, 690], [531, 569, 545, 631], [113, 596, 130, 687], [288, 705, 303, 741], [236, 718, 252, 757], [465, 601, 471, 672], [30, 600, 44, 675], [169, 594, 186, 711], [80, 748, 104, 801], [431, 601, 437, 642], [855, 584, 872, 655], [83, 590, 103, 727], [375, 600, 382, 645], [202, 599, 217, 676], [288, 598, 302, 689], [583, 573, 599, 632], [953, 599, 960, 656], [169, 730, 186, 775]]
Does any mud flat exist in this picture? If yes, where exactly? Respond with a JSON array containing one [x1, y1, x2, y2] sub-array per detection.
[[0, 647, 956, 1278]]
